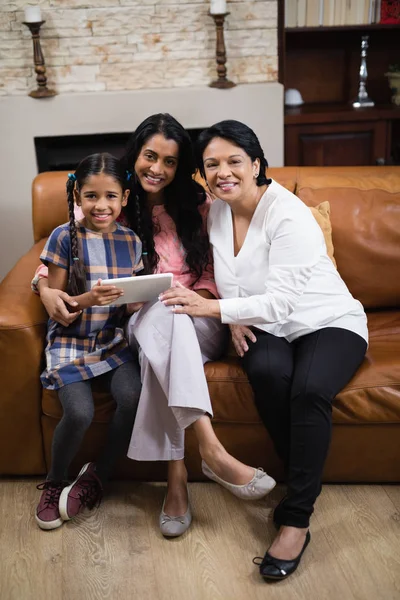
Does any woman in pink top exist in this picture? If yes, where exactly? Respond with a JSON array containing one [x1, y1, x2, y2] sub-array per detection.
[[34, 114, 275, 537]]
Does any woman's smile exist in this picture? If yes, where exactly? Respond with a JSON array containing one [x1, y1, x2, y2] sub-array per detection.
[[144, 173, 165, 186], [217, 181, 238, 192]]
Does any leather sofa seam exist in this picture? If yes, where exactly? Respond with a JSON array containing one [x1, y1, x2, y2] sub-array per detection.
[[0, 322, 47, 330], [297, 185, 400, 194]]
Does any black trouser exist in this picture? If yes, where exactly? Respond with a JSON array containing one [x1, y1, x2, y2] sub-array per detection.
[[48, 361, 141, 485], [241, 327, 367, 528]]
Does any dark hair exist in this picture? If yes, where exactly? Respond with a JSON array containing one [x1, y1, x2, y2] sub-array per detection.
[[66, 152, 129, 296], [195, 120, 272, 187], [122, 113, 209, 278]]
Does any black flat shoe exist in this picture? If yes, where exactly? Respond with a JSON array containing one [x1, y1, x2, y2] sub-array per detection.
[[253, 530, 311, 581]]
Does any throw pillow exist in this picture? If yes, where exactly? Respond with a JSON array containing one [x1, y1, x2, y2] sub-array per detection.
[[310, 201, 336, 268]]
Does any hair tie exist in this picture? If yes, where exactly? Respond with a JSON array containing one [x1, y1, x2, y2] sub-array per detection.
[[72, 257, 80, 261], [142, 252, 148, 256], [68, 173, 77, 181], [126, 170, 132, 181]]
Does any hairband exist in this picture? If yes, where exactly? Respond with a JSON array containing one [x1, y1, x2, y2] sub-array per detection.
[[68, 173, 77, 181]]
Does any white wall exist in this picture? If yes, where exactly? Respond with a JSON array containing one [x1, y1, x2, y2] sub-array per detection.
[[0, 82, 283, 280]]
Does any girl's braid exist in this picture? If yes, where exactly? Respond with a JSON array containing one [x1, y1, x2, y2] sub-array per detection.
[[66, 176, 86, 296]]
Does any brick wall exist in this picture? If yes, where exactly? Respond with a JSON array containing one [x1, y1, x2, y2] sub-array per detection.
[[0, 0, 277, 95]]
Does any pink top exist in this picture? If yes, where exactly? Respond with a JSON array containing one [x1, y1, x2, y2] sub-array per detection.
[[32, 196, 218, 298]]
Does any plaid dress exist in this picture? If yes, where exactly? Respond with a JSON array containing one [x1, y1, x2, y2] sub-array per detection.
[[40, 222, 143, 390]]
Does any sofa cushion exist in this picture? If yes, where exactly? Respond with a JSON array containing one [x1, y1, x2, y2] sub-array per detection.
[[204, 317, 400, 427], [295, 167, 400, 309], [42, 311, 400, 428]]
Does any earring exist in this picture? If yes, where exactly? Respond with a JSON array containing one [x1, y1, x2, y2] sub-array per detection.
[[254, 172, 259, 179]]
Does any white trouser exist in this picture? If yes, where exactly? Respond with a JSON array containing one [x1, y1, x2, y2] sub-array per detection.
[[126, 300, 226, 461]]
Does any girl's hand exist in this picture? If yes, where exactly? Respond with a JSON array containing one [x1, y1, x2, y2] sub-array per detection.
[[159, 282, 220, 318], [41, 286, 81, 327], [89, 279, 124, 306], [126, 302, 145, 315], [229, 324, 257, 358]]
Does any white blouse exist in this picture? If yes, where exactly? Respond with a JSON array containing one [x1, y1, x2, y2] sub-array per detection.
[[208, 179, 368, 343]]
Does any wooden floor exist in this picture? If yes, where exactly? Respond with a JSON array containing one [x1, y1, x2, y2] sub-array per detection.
[[1, 481, 400, 600]]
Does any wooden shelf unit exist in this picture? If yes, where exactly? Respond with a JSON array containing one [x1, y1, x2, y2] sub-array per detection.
[[279, 15, 400, 166]]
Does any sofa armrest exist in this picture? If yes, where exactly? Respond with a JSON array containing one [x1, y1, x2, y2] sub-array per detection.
[[0, 241, 47, 475]]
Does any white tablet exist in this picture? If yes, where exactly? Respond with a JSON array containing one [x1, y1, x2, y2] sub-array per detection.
[[99, 273, 173, 306]]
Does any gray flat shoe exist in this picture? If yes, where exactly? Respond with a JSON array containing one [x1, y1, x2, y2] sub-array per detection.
[[159, 496, 192, 538], [202, 460, 276, 500]]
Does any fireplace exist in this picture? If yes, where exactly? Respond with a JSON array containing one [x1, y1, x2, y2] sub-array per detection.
[[34, 129, 204, 172]]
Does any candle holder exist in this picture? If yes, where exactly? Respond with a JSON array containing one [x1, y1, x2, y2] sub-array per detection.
[[23, 20, 56, 99], [209, 12, 236, 89], [352, 35, 374, 108]]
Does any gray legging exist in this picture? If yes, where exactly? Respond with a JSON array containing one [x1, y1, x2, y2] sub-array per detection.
[[48, 361, 141, 484]]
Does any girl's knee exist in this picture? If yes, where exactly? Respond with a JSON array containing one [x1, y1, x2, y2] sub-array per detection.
[[63, 406, 94, 431], [116, 388, 140, 409], [112, 397, 138, 430]]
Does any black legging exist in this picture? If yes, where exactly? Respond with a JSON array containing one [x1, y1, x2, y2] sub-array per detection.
[[241, 327, 367, 528], [48, 361, 141, 484]]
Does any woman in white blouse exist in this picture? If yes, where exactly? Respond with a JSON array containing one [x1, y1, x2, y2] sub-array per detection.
[[160, 120, 368, 581]]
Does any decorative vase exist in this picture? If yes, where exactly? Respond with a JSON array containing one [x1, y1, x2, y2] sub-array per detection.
[[385, 72, 400, 106]]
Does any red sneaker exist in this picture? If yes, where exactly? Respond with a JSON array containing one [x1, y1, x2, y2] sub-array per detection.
[[59, 463, 103, 521], [36, 480, 65, 530]]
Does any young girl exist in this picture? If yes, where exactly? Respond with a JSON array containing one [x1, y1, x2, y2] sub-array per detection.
[[36, 153, 142, 530]]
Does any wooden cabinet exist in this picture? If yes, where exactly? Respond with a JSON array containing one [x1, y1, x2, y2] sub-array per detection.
[[285, 104, 399, 166], [279, 14, 400, 166]]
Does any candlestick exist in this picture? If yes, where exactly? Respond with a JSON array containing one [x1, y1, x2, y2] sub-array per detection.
[[209, 12, 236, 89], [210, 0, 227, 15], [23, 20, 56, 99], [24, 6, 42, 23], [352, 35, 374, 108]]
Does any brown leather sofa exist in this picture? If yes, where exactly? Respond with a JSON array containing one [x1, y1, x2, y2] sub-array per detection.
[[1, 166, 399, 482]]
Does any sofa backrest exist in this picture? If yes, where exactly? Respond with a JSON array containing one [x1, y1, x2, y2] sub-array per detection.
[[32, 166, 400, 310], [32, 168, 299, 244], [295, 167, 400, 309], [32, 171, 71, 244]]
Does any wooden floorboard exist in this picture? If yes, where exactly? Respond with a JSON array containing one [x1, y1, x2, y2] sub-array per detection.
[[383, 484, 400, 513], [1, 481, 399, 600]]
